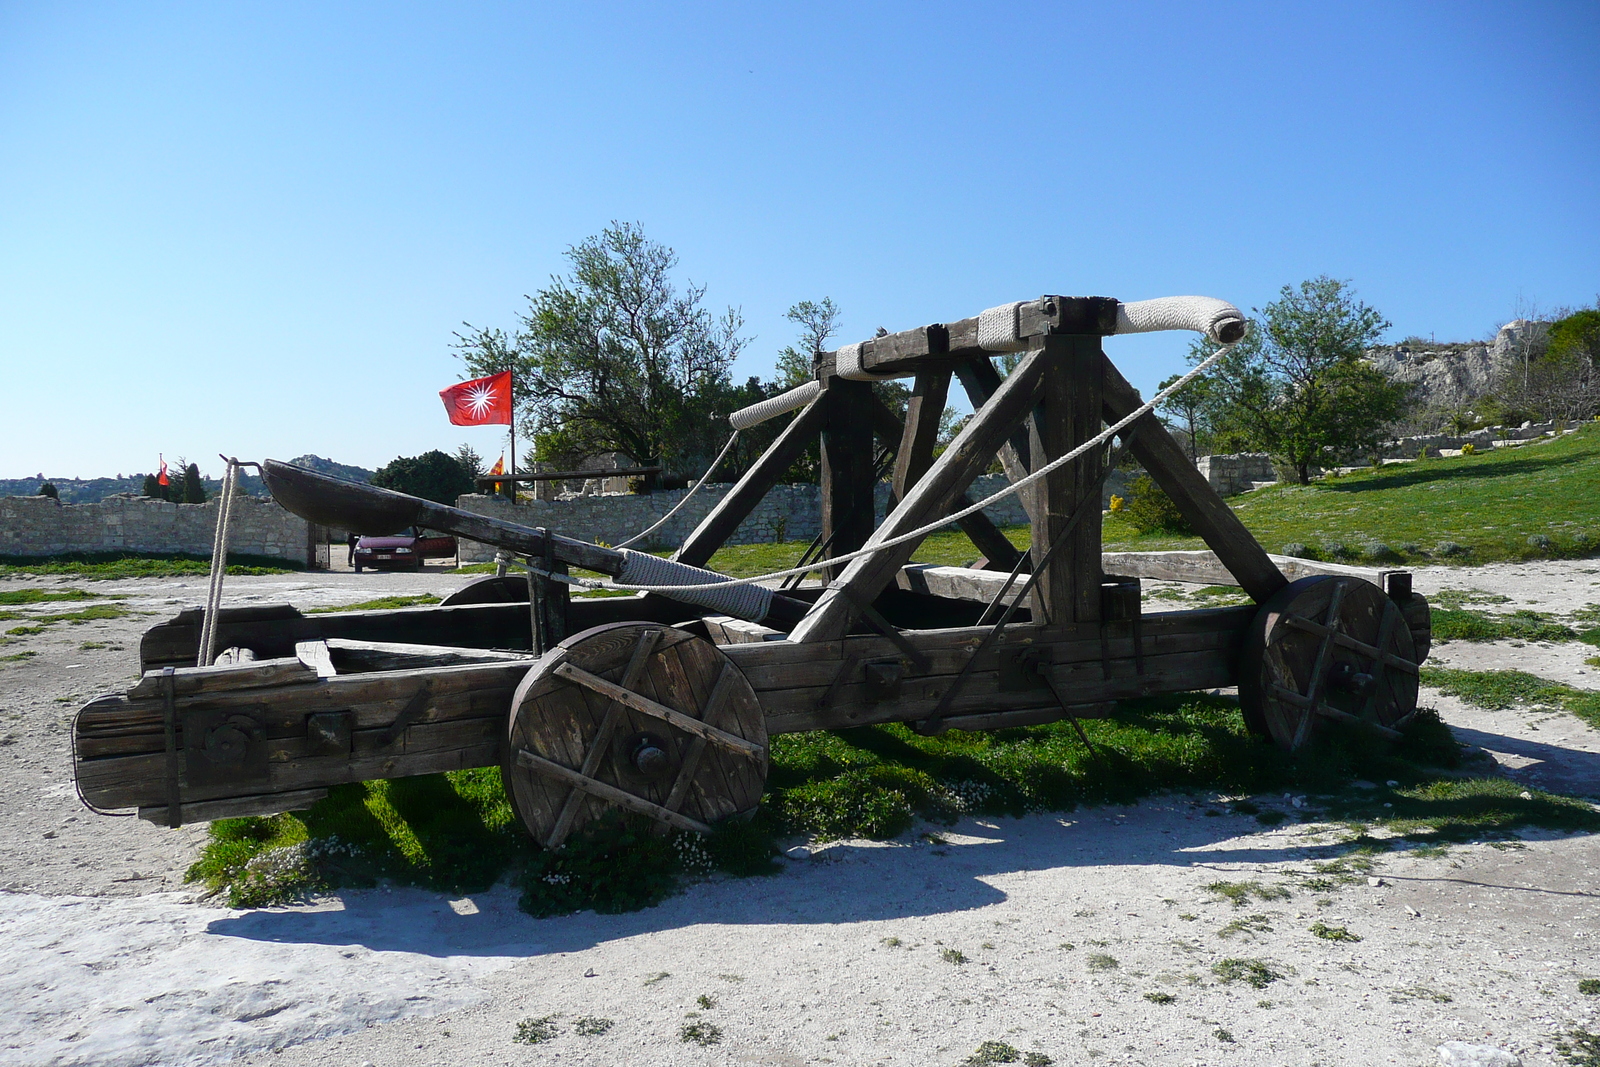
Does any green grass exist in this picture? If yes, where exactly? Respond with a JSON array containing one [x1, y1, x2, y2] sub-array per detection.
[[1212, 958, 1285, 989], [306, 594, 441, 613], [0, 603, 131, 629], [1432, 607, 1582, 644], [0, 587, 104, 605], [1104, 423, 1600, 564], [1423, 667, 1600, 731], [189, 693, 1600, 914], [0, 551, 300, 580]]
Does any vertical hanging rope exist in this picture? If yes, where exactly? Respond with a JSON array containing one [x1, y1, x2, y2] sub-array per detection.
[[197, 458, 240, 668]]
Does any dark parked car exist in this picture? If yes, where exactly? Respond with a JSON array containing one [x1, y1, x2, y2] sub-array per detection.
[[352, 527, 456, 572]]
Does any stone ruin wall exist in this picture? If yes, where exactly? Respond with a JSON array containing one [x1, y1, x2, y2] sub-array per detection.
[[0, 494, 315, 565]]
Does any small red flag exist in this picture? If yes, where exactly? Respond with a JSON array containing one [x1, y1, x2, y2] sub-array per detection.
[[157, 455, 169, 486], [440, 371, 512, 426], [487, 455, 505, 476]]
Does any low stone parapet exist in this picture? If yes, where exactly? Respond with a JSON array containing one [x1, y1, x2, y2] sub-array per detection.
[[0, 494, 314, 565]]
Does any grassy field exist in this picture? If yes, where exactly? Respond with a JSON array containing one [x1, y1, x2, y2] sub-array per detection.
[[698, 424, 1600, 577], [0, 551, 300, 580]]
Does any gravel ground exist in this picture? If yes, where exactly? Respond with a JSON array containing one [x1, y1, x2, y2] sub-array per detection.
[[1, 560, 1598, 1067]]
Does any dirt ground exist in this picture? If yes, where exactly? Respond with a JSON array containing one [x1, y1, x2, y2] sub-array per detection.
[[1, 560, 1597, 1067]]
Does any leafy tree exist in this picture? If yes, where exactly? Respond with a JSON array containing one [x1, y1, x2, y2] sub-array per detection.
[[37, 482, 58, 499], [1192, 277, 1412, 483], [181, 462, 207, 504], [370, 450, 475, 507], [454, 443, 484, 482], [453, 222, 748, 477], [1157, 363, 1221, 461], [773, 298, 841, 389], [142, 474, 161, 499]]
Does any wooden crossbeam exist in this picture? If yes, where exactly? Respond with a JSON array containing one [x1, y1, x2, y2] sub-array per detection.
[[662, 662, 741, 815], [788, 347, 1051, 644], [953, 357, 1042, 530], [1282, 614, 1419, 674], [674, 394, 827, 568], [1099, 356, 1287, 604], [554, 662, 766, 759]]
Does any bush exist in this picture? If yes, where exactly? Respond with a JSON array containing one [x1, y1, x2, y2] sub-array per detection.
[[37, 482, 58, 499], [1526, 534, 1554, 553], [1281, 543, 1316, 560], [1323, 541, 1354, 560], [1122, 474, 1192, 535], [1434, 541, 1468, 557], [1362, 542, 1401, 563]]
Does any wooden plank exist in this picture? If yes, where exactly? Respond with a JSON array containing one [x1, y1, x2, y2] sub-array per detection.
[[1100, 355, 1287, 604], [789, 348, 1050, 643], [295, 640, 337, 678], [1100, 549, 1394, 590], [514, 748, 712, 835], [762, 647, 1237, 733], [138, 788, 329, 824], [842, 298, 1120, 379], [1029, 334, 1103, 626], [820, 379, 879, 578], [674, 392, 827, 568], [734, 625, 1241, 691], [128, 657, 316, 699], [553, 662, 765, 759], [323, 638, 534, 671]]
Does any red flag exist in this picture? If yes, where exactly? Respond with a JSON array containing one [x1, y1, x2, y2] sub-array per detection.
[[440, 371, 512, 426], [157, 455, 168, 486], [487, 455, 505, 476]]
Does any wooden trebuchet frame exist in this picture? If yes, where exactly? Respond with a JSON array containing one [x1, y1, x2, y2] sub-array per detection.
[[71, 292, 1429, 845]]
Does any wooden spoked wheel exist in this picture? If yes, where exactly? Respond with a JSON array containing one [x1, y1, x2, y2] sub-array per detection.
[[1238, 576, 1420, 752], [503, 622, 767, 848]]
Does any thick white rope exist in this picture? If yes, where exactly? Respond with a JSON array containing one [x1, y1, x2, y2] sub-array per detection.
[[978, 301, 1028, 352], [198, 460, 239, 667], [559, 341, 1237, 596], [614, 429, 743, 549], [729, 380, 822, 429], [835, 342, 899, 382]]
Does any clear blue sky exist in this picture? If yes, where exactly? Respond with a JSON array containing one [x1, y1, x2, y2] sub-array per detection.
[[3, 1, 1596, 480]]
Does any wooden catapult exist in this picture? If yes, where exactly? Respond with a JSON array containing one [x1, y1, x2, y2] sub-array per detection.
[[74, 294, 1432, 848]]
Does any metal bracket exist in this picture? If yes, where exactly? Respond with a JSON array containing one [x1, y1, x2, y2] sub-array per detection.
[[997, 645, 1052, 692], [862, 658, 905, 702], [182, 706, 269, 787]]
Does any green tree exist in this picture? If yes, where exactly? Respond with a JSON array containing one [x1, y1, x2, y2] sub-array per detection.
[[454, 222, 748, 477], [180, 462, 207, 504], [1197, 277, 1412, 483], [370, 450, 475, 507], [453, 443, 484, 482], [37, 482, 58, 499], [142, 474, 161, 499]]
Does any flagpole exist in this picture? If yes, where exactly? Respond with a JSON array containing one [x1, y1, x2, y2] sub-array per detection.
[[507, 370, 515, 502]]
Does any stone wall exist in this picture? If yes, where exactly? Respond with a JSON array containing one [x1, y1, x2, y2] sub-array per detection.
[[0, 494, 314, 565], [452, 472, 1099, 562], [1195, 453, 1278, 497]]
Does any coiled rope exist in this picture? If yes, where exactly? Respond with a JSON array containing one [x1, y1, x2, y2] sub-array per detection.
[[531, 341, 1236, 596]]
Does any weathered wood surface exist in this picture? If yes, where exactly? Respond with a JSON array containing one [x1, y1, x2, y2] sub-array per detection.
[[1030, 334, 1103, 626], [953, 357, 1040, 527], [503, 622, 766, 842], [1099, 356, 1288, 604], [75, 660, 528, 809], [845, 297, 1122, 379], [1101, 550, 1395, 589], [821, 379, 879, 577], [129, 656, 316, 699], [674, 394, 827, 568], [790, 348, 1051, 644], [140, 594, 748, 672], [728, 605, 1252, 733], [138, 788, 328, 825]]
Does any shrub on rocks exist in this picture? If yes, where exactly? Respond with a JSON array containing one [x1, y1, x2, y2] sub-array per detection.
[[1281, 543, 1317, 560]]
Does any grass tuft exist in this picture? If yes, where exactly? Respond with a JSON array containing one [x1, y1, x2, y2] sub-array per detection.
[[1205, 881, 1290, 909], [1424, 667, 1600, 730], [1556, 1027, 1600, 1067], [679, 1020, 722, 1046], [1308, 922, 1362, 942], [307, 594, 441, 613], [513, 1015, 559, 1044], [0, 551, 299, 580], [1212, 958, 1284, 989], [964, 1041, 1020, 1065], [573, 1016, 613, 1036]]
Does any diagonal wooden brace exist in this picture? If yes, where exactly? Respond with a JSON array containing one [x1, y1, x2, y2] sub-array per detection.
[[789, 347, 1051, 643]]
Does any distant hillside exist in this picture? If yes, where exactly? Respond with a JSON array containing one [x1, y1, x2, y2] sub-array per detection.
[[0, 454, 373, 504]]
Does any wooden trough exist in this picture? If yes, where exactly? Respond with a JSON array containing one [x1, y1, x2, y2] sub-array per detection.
[[73, 294, 1432, 846]]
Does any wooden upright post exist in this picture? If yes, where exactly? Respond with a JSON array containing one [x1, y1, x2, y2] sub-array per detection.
[[1028, 334, 1103, 627], [819, 380, 878, 578]]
